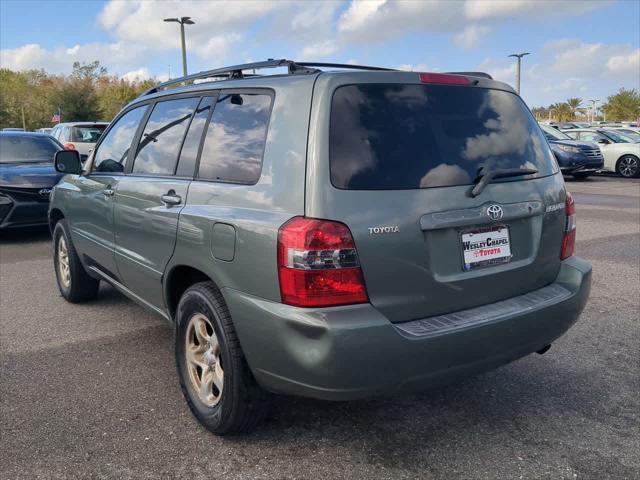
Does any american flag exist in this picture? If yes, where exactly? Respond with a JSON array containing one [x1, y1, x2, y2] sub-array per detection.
[[51, 111, 61, 123]]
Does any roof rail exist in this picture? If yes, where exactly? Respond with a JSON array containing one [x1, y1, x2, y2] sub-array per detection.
[[446, 71, 493, 80], [142, 59, 397, 96]]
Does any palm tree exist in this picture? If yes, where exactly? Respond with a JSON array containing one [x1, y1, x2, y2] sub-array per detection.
[[566, 97, 583, 120]]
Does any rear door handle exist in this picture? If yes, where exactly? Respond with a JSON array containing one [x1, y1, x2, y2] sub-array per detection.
[[103, 188, 114, 197], [161, 190, 182, 206]]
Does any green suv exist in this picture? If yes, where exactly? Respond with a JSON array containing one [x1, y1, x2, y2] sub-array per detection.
[[49, 60, 592, 435]]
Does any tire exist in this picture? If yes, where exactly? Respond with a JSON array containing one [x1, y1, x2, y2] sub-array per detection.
[[616, 155, 640, 178], [53, 219, 100, 302], [175, 281, 268, 435], [572, 172, 592, 179]]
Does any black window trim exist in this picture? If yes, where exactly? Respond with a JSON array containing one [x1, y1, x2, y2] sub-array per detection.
[[88, 102, 152, 177], [194, 87, 275, 186]]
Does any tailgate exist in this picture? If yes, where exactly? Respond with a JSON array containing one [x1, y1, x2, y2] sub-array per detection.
[[305, 74, 566, 322]]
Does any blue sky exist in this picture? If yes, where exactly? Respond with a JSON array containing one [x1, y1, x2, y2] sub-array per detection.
[[1, 0, 638, 108]]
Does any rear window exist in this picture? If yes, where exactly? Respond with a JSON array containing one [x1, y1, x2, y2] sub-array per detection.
[[330, 84, 557, 190], [70, 125, 107, 143], [0, 135, 60, 163]]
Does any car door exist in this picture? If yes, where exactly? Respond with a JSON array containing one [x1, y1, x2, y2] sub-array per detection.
[[578, 131, 616, 171], [66, 105, 148, 278], [113, 95, 211, 309]]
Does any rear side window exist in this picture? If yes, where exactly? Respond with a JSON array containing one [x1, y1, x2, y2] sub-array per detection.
[[330, 84, 557, 190], [70, 125, 106, 143], [133, 97, 199, 175], [198, 92, 272, 184], [176, 96, 216, 177], [93, 106, 147, 173]]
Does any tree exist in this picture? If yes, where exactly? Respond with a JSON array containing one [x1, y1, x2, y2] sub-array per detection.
[[50, 78, 102, 122], [97, 77, 157, 121], [549, 102, 573, 122], [602, 88, 640, 122], [566, 97, 583, 120], [71, 61, 107, 82]]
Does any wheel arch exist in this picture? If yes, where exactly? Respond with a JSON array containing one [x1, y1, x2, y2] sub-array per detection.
[[49, 208, 65, 233], [164, 264, 222, 321]]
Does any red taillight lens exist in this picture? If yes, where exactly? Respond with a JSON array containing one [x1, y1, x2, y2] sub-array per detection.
[[561, 192, 576, 260], [419, 73, 471, 85], [277, 217, 369, 308], [64, 143, 76, 150]]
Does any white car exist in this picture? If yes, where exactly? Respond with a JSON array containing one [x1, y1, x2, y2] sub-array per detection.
[[50, 122, 109, 159], [561, 128, 640, 178]]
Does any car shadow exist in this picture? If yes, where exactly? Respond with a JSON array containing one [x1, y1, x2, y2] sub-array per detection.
[[0, 225, 50, 244]]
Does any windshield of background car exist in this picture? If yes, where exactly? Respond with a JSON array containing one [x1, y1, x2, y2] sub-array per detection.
[[602, 130, 632, 143], [0, 135, 60, 163], [70, 125, 107, 143], [329, 84, 558, 190], [541, 124, 572, 140]]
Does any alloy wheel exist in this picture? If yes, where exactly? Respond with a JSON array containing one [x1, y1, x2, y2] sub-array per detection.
[[57, 236, 71, 288], [619, 156, 639, 178], [185, 313, 224, 407]]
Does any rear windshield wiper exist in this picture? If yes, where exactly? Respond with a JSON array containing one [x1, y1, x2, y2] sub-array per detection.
[[468, 167, 538, 198]]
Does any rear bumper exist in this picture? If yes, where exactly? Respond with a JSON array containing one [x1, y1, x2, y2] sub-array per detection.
[[225, 256, 592, 401]]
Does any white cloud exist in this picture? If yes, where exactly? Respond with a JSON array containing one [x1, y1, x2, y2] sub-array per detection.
[[302, 40, 339, 59], [122, 68, 151, 82], [465, 0, 609, 20], [397, 63, 429, 72], [607, 49, 640, 75], [453, 25, 490, 49]]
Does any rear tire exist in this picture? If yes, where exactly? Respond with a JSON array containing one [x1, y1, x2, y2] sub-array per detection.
[[175, 281, 268, 435], [616, 155, 640, 178], [53, 219, 100, 303]]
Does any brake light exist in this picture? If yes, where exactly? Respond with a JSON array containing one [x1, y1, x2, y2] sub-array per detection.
[[561, 192, 576, 260], [64, 143, 76, 150], [419, 73, 471, 85], [277, 217, 369, 308]]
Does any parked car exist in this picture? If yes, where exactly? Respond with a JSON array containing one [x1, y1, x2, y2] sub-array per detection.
[[606, 127, 640, 143], [50, 122, 108, 160], [1, 127, 25, 132], [562, 128, 640, 177], [49, 60, 592, 435], [35, 127, 53, 135], [539, 124, 603, 178], [0, 132, 64, 229]]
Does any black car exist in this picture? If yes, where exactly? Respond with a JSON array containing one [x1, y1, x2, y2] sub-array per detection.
[[539, 124, 604, 179], [0, 132, 64, 229]]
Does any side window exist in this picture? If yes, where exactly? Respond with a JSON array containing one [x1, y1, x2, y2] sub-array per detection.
[[580, 132, 601, 142], [132, 97, 199, 175], [564, 131, 578, 140], [176, 96, 215, 177], [198, 92, 272, 184], [93, 106, 147, 173]]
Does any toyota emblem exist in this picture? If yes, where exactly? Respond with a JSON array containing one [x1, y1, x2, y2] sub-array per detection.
[[487, 204, 503, 221]]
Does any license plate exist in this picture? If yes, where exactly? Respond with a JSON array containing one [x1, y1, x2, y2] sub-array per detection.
[[461, 225, 512, 271]]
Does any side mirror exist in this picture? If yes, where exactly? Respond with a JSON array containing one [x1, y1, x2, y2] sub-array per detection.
[[597, 138, 610, 145], [54, 149, 82, 174]]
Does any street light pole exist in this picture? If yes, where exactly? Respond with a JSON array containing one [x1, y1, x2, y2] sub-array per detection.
[[508, 52, 530, 95], [164, 16, 195, 77], [588, 99, 599, 123]]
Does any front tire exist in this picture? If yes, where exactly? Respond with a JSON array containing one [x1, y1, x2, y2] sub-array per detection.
[[616, 155, 640, 178], [53, 220, 100, 302], [175, 282, 268, 435]]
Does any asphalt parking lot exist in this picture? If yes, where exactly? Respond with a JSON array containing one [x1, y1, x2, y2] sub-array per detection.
[[1, 175, 638, 480]]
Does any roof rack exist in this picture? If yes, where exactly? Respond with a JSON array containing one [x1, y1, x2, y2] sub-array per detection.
[[142, 59, 397, 96], [446, 71, 493, 80]]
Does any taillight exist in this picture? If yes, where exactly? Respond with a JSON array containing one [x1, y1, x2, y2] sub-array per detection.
[[277, 217, 369, 308], [419, 73, 471, 85], [64, 143, 76, 150], [561, 191, 576, 260]]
